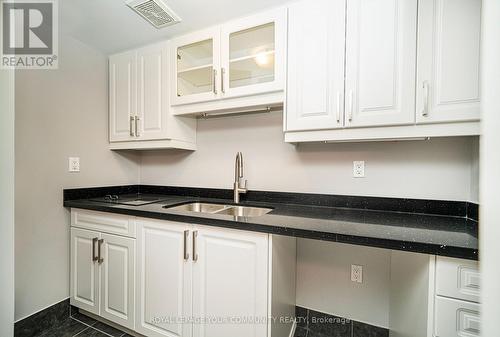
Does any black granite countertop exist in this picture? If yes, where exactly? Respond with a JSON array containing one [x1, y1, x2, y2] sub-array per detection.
[[63, 186, 479, 260]]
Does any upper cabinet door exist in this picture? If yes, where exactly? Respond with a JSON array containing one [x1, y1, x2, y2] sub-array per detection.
[[286, 0, 346, 132], [220, 8, 287, 99], [192, 226, 268, 337], [136, 42, 169, 140], [99, 233, 136, 330], [136, 219, 193, 337], [416, 0, 481, 124], [109, 51, 137, 142], [171, 28, 221, 106], [345, 0, 417, 128]]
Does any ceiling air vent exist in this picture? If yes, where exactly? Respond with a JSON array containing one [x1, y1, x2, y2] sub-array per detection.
[[127, 0, 181, 29]]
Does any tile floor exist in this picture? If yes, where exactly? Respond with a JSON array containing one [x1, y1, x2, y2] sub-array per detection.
[[35, 310, 132, 337]]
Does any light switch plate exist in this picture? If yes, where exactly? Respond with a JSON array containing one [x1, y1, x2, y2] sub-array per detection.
[[353, 161, 365, 178], [68, 157, 80, 172]]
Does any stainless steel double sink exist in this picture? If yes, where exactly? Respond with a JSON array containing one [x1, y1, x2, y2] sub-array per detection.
[[164, 202, 273, 217]]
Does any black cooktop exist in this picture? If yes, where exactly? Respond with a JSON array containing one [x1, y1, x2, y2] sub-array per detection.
[[89, 193, 169, 206]]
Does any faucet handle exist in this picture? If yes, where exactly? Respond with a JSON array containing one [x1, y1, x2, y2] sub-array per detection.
[[242, 179, 248, 190]]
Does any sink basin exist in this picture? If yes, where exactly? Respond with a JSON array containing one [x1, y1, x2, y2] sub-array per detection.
[[166, 202, 227, 213], [165, 202, 273, 217], [214, 206, 273, 217]]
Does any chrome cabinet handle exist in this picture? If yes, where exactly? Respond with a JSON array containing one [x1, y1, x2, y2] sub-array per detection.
[[348, 90, 353, 122], [422, 81, 429, 117], [213, 69, 218, 95], [192, 230, 198, 262], [221, 68, 226, 94], [97, 239, 104, 264], [129, 116, 134, 136], [135, 117, 140, 137], [92, 238, 98, 262], [336, 91, 341, 123], [183, 230, 189, 261]]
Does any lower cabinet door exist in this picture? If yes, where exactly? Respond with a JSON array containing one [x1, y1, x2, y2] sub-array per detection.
[[135, 219, 193, 337], [435, 296, 480, 337], [99, 233, 136, 330], [70, 228, 100, 315], [192, 226, 269, 337]]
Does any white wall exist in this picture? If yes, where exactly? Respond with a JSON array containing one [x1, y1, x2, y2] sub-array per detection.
[[14, 35, 140, 320], [296, 240, 391, 328], [140, 112, 479, 202], [0, 69, 15, 336]]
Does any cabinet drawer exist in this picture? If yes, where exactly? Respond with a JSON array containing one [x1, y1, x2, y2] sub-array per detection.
[[435, 296, 480, 337], [71, 209, 136, 238], [436, 257, 480, 303]]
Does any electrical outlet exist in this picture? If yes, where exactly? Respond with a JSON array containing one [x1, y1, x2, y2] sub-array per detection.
[[351, 264, 363, 283], [68, 157, 80, 172], [353, 161, 365, 178]]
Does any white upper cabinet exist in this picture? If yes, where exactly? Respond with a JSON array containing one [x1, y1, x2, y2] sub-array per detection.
[[171, 28, 221, 106], [136, 42, 169, 140], [109, 43, 196, 150], [286, 0, 346, 132], [220, 8, 286, 99], [345, 0, 418, 128], [416, 0, 481, 124], [109, 51, 137, 142], [170, 8, 287, 113]]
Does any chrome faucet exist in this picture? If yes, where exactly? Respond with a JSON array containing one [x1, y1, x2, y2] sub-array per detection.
[[233, 152, 247, 203]]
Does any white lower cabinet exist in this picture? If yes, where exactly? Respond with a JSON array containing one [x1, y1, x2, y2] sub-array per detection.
[[135, 219, 193, 337], [70, 227, 136, 330], [192, 226, 269, 337], [71, 210, 296, 337], [431, 257, 480, 337], [434, 297, 480, 337]]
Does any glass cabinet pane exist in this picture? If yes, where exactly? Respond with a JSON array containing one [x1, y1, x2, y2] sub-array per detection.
[[177, 39, 213, 97], [229, 22, 275, 89]]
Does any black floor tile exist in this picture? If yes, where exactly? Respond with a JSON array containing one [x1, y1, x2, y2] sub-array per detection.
[[15, 299, 70, 337], [91, 321, 125, 337], [308, 310, 352, 337], [352, 321, 389, 337], [294, 326, 308, 337], [296, 306, 309, 329], [73, 327, 109, 337], [37, 318, 87, 337], [71, 311, 98, 327]]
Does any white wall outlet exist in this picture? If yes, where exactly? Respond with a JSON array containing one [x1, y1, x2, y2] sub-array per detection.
[[68, 157, 80, 172], [351, 264, 363, 283], [353, 161, 365, 178]]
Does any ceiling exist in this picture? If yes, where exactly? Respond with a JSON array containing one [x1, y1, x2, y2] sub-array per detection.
[[60, 0, 292, 55]]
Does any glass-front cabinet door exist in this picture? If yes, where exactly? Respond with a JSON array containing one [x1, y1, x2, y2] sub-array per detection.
[[220, 8, 286, 99], [171, 27, 220, 106]]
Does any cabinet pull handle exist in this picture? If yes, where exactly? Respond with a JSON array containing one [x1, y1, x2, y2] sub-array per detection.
[[129, 116, 134, 136], [135, 117, 140, 137], [422, 81, 429, 117], [213, 69, 218, 95], [92, 238, 98, 262], [336, 91, 341, 123], [348, 90, 353, 122], [183, 230, 189, 261], [221, 68, 226, 94], [97, 239, 104, 264], [192, 230, 198, 262]]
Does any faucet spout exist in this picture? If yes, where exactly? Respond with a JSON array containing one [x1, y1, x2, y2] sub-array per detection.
[[233, 152, 247, 203]]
